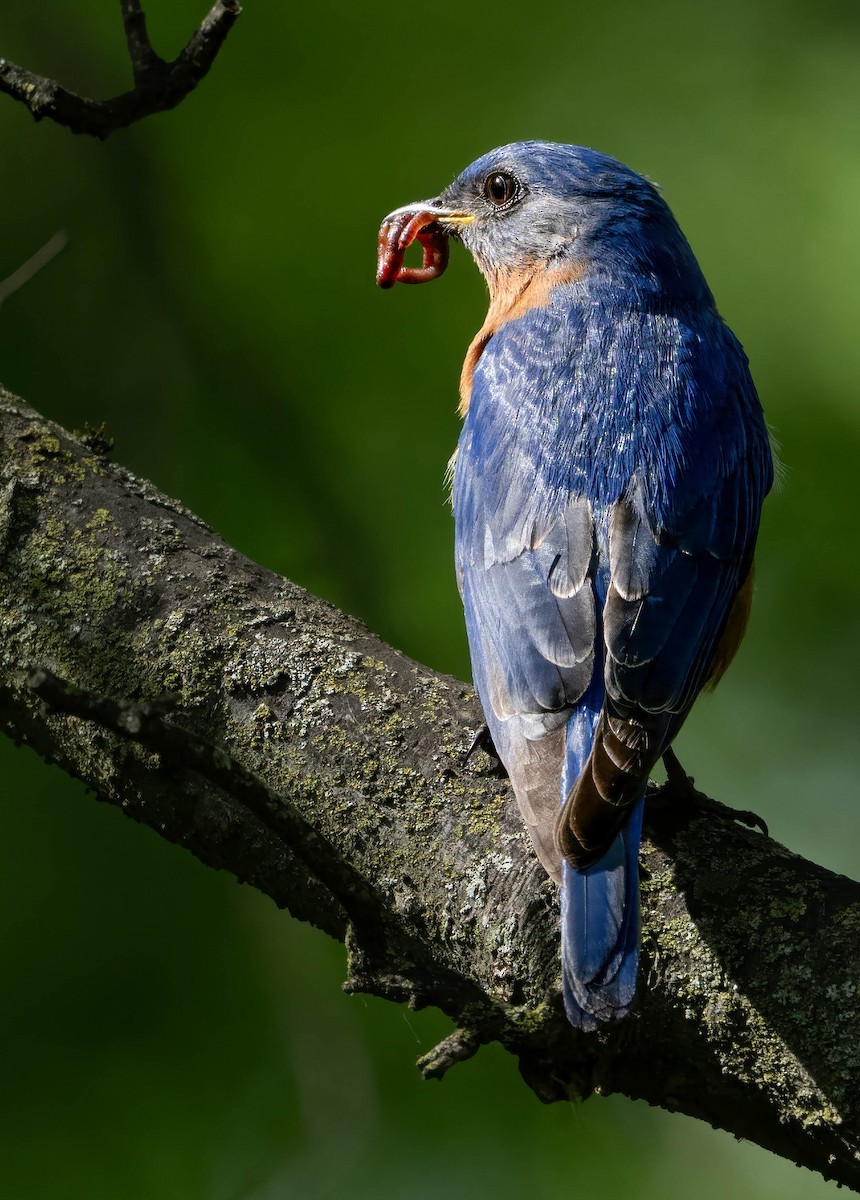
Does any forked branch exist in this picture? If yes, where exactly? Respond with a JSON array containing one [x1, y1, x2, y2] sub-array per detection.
[[0, 1, 240, 138]]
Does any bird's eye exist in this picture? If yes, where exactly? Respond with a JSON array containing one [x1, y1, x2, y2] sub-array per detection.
[[484, 172, 518, 207]]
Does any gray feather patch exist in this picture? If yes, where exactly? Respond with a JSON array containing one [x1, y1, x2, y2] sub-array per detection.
[[609, 498, 659, 602], [549, 496, 594, 597]]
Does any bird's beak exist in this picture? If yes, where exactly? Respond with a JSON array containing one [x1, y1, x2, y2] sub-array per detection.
[[376, 199, 474, 288]]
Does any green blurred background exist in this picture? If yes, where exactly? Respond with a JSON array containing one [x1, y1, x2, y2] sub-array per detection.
[[0, 1, 857, 1196]]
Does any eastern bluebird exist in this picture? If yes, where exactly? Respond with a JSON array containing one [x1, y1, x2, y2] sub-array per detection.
[[377, 142, 772, 1029]]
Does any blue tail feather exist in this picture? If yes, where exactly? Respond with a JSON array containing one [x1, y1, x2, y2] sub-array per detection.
[[558, 671, 643, 1028], [560, 797, 643, 1030]]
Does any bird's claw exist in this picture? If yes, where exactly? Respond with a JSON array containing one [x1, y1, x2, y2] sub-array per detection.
[[647, 746, 769, 838], [462, 724, 508, 777]]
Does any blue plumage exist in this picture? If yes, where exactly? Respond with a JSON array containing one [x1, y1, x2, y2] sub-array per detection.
[[378, 141, 772, 1028], [561, 809, 643, 1029]]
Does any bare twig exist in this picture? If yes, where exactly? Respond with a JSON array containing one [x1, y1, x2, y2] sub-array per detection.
[[0, 232, 68, 307], [0, 1, 241, 139], [120, 0, 163, 84], [417, 1021, 488, 1080]]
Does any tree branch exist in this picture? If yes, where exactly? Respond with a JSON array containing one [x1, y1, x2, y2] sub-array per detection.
[[1, 388, 858, 1189], [0, 1, 240, 138]]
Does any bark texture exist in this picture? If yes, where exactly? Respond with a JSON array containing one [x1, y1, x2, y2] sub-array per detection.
[[0, 389, 858, 1188]]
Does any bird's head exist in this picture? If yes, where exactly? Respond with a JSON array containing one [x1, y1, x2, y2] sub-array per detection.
[[377, 141, 707, 304]]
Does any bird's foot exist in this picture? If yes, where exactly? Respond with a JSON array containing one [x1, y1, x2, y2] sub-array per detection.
[[462, 724, 508, 778], [646, 746, 768, 837]]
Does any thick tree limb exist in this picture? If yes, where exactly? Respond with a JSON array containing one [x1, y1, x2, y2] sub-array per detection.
[[0, 1, 240, 139], [1, 388, 858, 1188]]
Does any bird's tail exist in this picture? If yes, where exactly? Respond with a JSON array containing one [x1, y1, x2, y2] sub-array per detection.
[[558, 703, 643, 1029], [560, 801, 643, 1029]]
